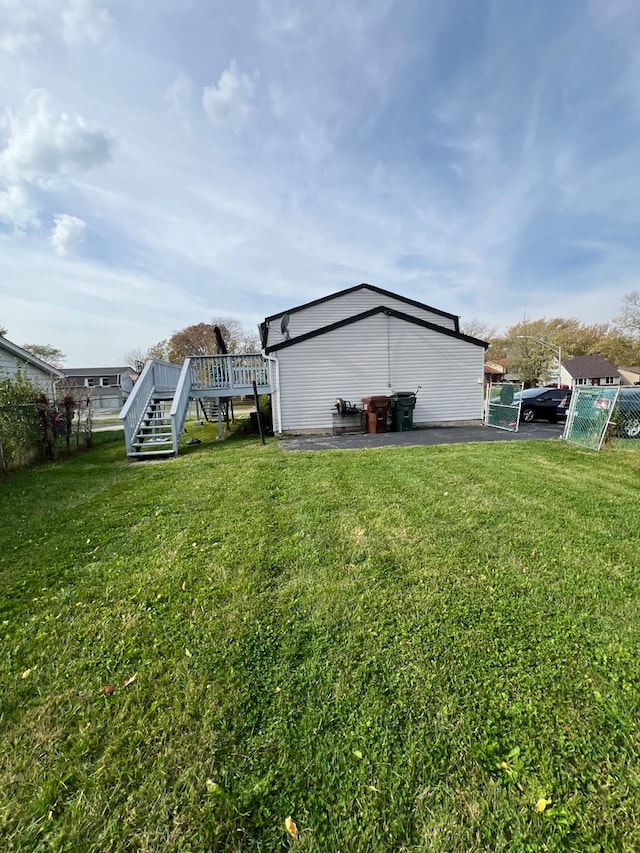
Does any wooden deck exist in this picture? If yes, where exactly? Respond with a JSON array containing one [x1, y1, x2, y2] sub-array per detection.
[[120, 355, 271, 458]]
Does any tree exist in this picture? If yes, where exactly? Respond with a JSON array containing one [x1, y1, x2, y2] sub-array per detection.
[[139, 318, 260, 366], [210, 316, 260, 353], [123, 348, 149, 373], [167, 323, 218, 363], [22, 343, 66, 368], [460, 319, 497, 342], [501, 318, 571, 386], [147, 340, 170, 361], [614, 290, 640, 339], [0, 324, 7, 337]]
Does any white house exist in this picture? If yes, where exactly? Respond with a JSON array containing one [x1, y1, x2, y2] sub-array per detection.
[[260, 283, 489, 435], [62, 366, 138, 410], [0, 336, 65, 399]]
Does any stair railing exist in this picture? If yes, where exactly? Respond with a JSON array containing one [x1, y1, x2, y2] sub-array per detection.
[[170, 358, 193, 455], [119, 359, 181, 455]]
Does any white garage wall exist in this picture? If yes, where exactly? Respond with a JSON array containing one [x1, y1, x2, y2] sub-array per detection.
[[274, 313, 484, 433], [265, 286, 457, 349]]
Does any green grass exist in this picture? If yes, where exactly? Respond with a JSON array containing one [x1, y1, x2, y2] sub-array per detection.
[[1, 423, 640, 851]]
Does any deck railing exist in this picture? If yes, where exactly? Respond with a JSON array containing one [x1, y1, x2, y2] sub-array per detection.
[[170, 358, 194, 455], [189, 354, 270, 393]]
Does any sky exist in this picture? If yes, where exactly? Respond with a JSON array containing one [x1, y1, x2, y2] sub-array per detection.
[[1, 0, 640, 366]]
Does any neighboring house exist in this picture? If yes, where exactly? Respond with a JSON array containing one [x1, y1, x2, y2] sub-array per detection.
[[0, 335, 65, 399], [260, 283, 489, 435], [559, 355, 620, 388], [62, 366, 138, 410], [484, 360, 507, 384], [618, 367, 640, 386]]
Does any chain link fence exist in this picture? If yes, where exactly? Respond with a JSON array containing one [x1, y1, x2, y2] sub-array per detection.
[[606, 386, 640, 449], [563, 387, 620, 450], [484, 382, 523, 432]]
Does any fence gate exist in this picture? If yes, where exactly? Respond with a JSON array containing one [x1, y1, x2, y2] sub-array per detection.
[[563, 386, 620, 450], [484, 382, 523, 432]]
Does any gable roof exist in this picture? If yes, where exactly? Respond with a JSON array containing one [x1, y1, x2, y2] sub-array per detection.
[[563, 355, 620, 379], [0, 336, 65, 378], [63, 366, 134, 377], [263, 283, 460, 328], [264, 305, 488, 354]]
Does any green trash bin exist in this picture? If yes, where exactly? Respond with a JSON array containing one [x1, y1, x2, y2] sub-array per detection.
[[390, 392, 416, 432]]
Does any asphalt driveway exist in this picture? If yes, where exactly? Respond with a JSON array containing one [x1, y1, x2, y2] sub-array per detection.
[[279, 421, 565, 451]]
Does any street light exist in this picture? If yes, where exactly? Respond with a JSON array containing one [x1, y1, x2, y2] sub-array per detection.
[[516, 336, 563, 386]]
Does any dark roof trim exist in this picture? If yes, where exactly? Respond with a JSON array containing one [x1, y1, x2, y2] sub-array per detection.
[[263, 283, 460, 331], [63, 367, 134, 376], [265, 305, 488, 354]]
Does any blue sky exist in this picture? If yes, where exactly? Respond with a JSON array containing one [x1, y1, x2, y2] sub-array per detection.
[[1, 0, 639, 364]]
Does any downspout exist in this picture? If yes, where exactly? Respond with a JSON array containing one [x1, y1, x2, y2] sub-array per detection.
[[263, 352, 282, 435]]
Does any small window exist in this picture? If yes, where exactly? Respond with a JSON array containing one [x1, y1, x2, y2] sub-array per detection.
[[100, 377, 110, 387], [85, 377, 95, 387]]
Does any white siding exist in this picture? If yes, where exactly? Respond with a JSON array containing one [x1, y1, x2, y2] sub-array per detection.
[[0, 350, 56, 394], [265, 287, 457, 349], [274, 313, 484, 433]]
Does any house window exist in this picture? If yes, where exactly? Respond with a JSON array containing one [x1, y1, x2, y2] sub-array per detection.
[[576, 378, 586, 385], [604, 376, 615, 384], [85, 377, 94, 387], [100, 377, 110, 387]]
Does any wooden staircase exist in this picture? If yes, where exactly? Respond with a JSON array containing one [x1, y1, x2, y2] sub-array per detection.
[[198, 396, 234, 426], [120, 355, 271, 460], [129, 395, 176, 458]]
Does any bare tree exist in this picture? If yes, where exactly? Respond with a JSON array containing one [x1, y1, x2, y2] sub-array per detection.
[[614, 290, 640, 338], [210, 316, 260, 352], [460, 319, 497, 341]]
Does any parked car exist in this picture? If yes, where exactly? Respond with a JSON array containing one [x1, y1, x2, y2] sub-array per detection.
[[512, 387, 568, 423], [558, 388, 640, 438]]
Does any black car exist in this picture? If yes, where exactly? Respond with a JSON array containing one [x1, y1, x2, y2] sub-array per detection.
[[512, 387, 568, 423], [558, 387, 640, 438]]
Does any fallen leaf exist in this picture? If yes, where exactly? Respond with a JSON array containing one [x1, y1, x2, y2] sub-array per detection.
[[185, 648, 192, 658], [206, 779, 221, 794], [181, 581, 186, 591], [101, 685, 115, 695], [21, 668, 33, 679], [123, 673, 138, 688], [284, 816, 299, 838], [353, 749, 363, 760], [536, 798, 552, 813]]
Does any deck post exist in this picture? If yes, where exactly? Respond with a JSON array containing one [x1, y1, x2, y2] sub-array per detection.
[[216, 397, 224, 441]]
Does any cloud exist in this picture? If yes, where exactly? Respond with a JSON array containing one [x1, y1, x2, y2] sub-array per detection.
[[61, 0, 113, 45], [0, 0, 113, 54], [202, 61, 256, 126], [49, 214, 86, 255], [0, 0, 41, 53], [165, 70, 192, 118], [0, 89, 115, 186], [0, 185, 39, 230], [0, 89, 115, 229]]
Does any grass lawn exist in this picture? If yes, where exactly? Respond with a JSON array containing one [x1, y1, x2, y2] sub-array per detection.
[[1, 423, 640, 851]]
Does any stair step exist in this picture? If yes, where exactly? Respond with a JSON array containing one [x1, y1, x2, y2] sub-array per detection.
[[128, 449, 175, 458], [133, 438, 173, 448]]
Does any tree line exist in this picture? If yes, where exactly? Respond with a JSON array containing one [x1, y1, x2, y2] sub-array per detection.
[[462, 290, 640, 385], [3, 291, 640, 383]]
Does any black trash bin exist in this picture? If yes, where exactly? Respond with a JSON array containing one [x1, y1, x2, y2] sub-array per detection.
[[389, 392, 416, 432]]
